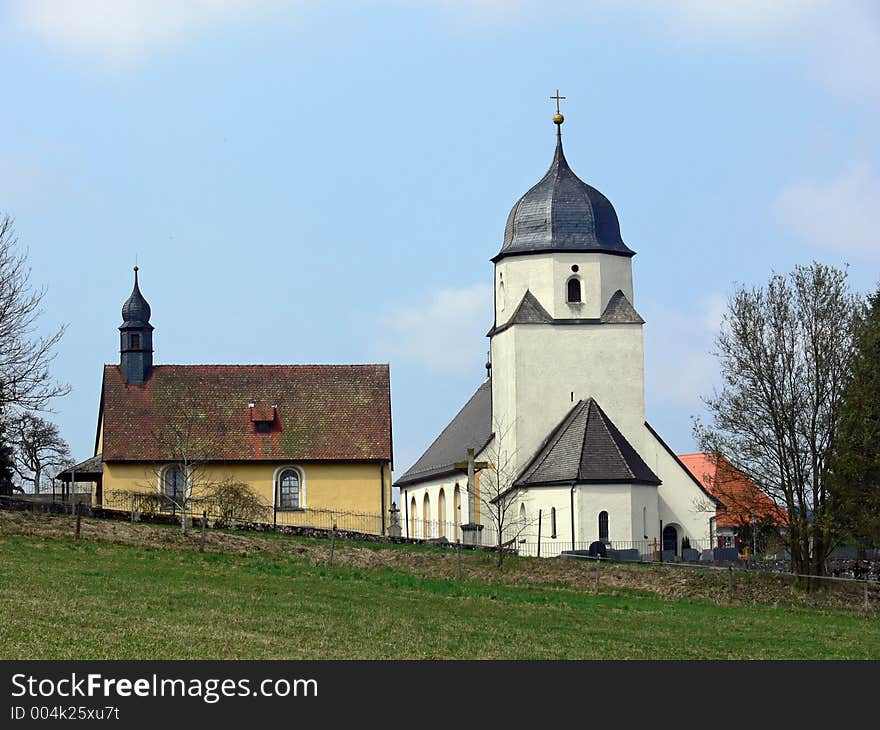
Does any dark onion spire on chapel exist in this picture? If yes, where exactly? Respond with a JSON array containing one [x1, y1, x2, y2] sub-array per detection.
[[119, 266, 154, 385], [493, 100, 634, 263]]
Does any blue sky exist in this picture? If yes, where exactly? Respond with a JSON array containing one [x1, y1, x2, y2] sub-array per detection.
[[1, 0, 878, 479]]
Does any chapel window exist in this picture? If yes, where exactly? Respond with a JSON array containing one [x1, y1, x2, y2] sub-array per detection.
[[567, 277, 582, 303], [551, 507, 557, 539], [277, 469, 301, 510], [163, 466, 184, 509], [131, 333, 141, 349]]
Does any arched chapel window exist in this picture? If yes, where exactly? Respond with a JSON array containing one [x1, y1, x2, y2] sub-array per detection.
[[599, 511, 609, 543], [163, 466, 184, 507], [277, 468, 301, 510], [567, 277, 582, 303]]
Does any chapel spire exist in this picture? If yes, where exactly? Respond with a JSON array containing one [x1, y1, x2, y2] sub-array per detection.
[[119, 266, 154, 385]]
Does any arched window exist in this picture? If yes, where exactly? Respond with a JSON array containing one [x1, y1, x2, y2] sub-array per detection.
[[453, 483, 461, 541], [277, 468, 301, 510], [409, 495, 417, 538], [599, 510, 609, 543], [163, 466, 184, 508], [438, 488, 447, 537], [566, 277, 582, 303], [551, 506, 557, 539], [498, 279, 506, 312], [423, 493, 431, 539]]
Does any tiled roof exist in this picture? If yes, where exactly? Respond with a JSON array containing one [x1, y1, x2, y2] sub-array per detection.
[[516, 399, 661, 486], [679, 453, 785, 528], [395, 380, 493, 487], [99, 364, 392, 463]]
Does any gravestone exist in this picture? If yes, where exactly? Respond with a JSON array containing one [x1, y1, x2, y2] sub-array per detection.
[[681, 548, 701, 562], [588, 541, 607, 558]]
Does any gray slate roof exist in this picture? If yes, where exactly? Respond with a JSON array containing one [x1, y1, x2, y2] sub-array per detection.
[[395, 380, 493, 487], [57, 453, 103, 481], [516, 399, 660, 486], [121, 268, 152, 328], [494, 133, 635, 263], [601, 290, 644, 324]]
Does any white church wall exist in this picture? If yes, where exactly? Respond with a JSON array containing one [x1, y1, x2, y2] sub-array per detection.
[[630, 484, 660, 550], [489, 328, 518, 462], [576, 484, 635, 545], [514, 485, 576, 550], [398, 476, 470, 541], [508, 324, 646, 473], [641, 426, 715, 549], [496, 253, 634, 323]]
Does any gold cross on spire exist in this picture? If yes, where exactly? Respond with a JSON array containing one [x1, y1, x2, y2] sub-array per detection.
[[551, 89, 566, 127]]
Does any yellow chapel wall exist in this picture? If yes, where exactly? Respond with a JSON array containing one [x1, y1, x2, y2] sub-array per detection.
[[101, 461, 389, 521]]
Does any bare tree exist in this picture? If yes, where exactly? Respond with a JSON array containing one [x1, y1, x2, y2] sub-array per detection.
[[694, 263, 862, 577], [0, 215, 69, 414], [475, 421, 535, 568], [11, 412, 72, 494]]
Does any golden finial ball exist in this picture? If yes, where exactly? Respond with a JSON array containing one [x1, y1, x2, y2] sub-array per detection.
[[553, 112, 564, 125]]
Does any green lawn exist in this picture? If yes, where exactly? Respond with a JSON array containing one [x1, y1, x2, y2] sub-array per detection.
[[1, 534, 877, 659]]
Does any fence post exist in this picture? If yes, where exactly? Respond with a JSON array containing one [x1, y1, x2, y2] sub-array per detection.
[[594, 557, 600, 595], [75, 503, 81, 541], [727, 566, 734, 604], [457, 541, 462, 581], [537, 509, 542, 559], [130, 494, 135, 523], [866, 579, 870, 613], [329, 528, 336, 566], [199, 510, 207, 553]]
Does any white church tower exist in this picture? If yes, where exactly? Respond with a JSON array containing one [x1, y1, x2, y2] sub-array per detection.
[[489, 106, 647, 472], [395, 98, 718, 557]]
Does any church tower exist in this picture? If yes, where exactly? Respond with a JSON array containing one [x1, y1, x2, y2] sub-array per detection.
[[119, 266, 154, 385], [489, 104, 647, 471]]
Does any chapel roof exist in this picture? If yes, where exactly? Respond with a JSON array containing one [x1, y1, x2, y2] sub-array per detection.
[[494, 126, 635, 263], [98, 364, 392, 463], [394, 379, 493, 487], [120, 267, 152, 328], [515, 398, 661, 487]]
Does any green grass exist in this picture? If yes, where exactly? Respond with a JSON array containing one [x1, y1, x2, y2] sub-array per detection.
[[1, 534, 878, 659]]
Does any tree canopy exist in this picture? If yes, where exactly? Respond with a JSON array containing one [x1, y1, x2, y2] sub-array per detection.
[[829, 285, 880, 545], [695, 262, 863, 576]]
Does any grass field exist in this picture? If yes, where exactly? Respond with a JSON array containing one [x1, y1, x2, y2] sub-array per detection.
[[1, 512, 878, 659]]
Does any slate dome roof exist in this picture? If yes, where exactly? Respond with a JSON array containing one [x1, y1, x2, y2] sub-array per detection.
[[121, 267, 152, 325], [494, 130, 634, 262]]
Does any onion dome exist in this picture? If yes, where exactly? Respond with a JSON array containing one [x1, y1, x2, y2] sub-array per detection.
[[494, 119, 634, 263], [121, 266, 151, 325]]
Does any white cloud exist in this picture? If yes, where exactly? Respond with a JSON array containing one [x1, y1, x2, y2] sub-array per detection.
[[7, 0, 283, 66], [378, 283, 493, 372], [774, 163, 880, 259], [643, 295, 723, 409]]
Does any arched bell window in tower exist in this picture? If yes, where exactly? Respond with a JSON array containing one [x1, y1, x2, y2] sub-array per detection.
[[498, 272, 506, 311], [566, 276, 582, 304]]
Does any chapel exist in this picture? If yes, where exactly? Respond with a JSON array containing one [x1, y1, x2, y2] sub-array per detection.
[[62, 268, 393, 531]]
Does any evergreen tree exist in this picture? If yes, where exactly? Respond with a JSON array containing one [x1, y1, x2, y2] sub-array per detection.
[[831, 285, 880, 545]]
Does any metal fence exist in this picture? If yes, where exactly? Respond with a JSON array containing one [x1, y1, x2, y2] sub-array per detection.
[[101, 489, 388, 536]]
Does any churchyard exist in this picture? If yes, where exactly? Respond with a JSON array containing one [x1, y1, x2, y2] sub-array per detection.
[[1, 509, 878, 660]]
